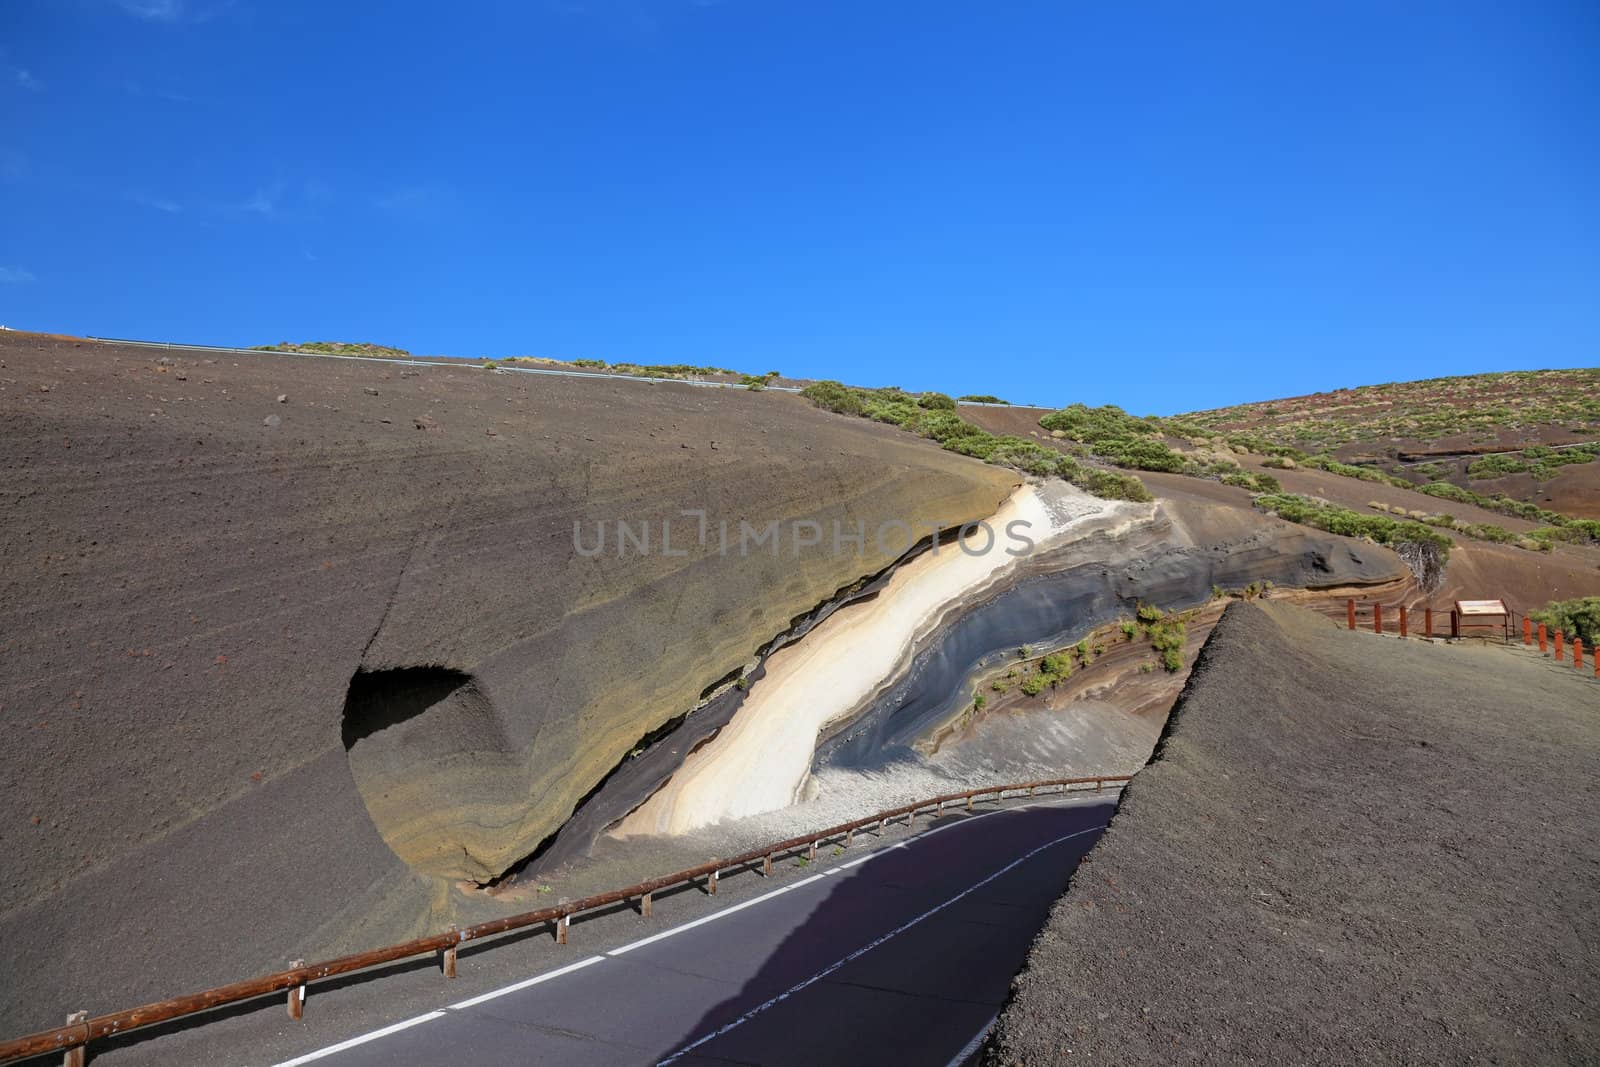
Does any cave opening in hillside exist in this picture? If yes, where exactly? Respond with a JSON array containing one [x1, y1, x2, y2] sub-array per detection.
[[341, 666, 475, 751]]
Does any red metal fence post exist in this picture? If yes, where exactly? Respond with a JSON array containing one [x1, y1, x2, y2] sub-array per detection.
[[1575, 638, 1584, 671], [1425, 607, 1433, 639], [1452, 610, 1460, 639], [1399, 605, 1409, 638], [1523, 618, 1532, 645], [1539, 623, 1547, 652], [1347, 599, 1356, 630], [1555, 631, 1564, 660], [1374, 604, 1383, 635]]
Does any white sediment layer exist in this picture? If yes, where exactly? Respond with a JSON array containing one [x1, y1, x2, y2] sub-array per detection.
[[613, 482, 1133, 837]]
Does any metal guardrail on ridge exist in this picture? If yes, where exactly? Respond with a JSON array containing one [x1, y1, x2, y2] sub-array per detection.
[[77, 335, 1054, 406], [83, 335, 806, 392], [0, 774, 1131, 1064]]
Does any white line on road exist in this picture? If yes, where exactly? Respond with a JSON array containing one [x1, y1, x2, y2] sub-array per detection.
[[447, 955, 606, 1010], [655, 823, 1108, 1065], [270, 791, 1120, 1066], [272, 1011, 448, 1067]]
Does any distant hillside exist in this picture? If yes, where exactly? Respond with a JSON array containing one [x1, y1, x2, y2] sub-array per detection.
[[1176, 368, 1600, 516], [1182, 368, 1600, 449]]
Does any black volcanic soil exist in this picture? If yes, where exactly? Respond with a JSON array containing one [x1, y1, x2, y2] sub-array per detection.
[[988, 601, 1600, 1064], [0, 331, 1015, 1035]]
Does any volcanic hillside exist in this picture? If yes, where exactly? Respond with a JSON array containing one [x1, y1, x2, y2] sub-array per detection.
[[0, 331, 1015, 1034], [989, 600, 1600, 1063], [3, 332, 1596, 1044], [1182, 368, 1600, 517]]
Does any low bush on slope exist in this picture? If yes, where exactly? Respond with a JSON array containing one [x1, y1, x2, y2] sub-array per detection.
[[1530, 597, 1600, 646], [1253, 493, 1452, 559], [801, 382, 1153, 502]]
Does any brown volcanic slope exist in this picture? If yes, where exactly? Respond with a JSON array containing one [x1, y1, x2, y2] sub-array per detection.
[[0, 331, 1015, 1034], [1179, 368, 1600, 516], [989, 601, 1600, 1064]]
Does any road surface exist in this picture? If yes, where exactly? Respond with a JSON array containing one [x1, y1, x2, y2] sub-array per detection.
[[273, 798, 1111, 1067]]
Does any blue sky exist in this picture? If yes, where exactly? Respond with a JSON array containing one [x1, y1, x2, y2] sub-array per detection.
[[1, 1, 1595, 413]]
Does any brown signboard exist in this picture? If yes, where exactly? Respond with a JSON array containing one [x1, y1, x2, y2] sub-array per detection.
[[1456, 599, 1508, 617]]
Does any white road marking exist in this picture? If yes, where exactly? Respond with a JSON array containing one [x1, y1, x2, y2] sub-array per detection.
[[655, 823, 1108, 1065], [446, 955, 606, 1010], [269, 791, 1120, 1065], [271, 1011, 447, 1066], [946, 1010, 1001, 1067]]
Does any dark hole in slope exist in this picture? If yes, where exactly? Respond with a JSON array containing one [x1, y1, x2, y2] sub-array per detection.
[[341, 666, 475, 750]]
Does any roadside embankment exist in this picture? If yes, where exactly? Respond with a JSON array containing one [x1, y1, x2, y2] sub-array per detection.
[[989, 600, 1600, 1064]]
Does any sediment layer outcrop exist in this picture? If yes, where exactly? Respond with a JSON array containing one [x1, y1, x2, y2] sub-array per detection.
[[0, 332, 1015, 1032]]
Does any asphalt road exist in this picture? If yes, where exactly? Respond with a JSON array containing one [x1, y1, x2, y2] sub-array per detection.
[[269, 798, 1112, 1067]]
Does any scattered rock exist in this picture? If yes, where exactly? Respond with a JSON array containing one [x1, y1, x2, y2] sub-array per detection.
[[486, 429, 498, 437], [414, 414, 440, 432], [364, 388, 380, 396], [175, 373, 187, 381], [263, 415, 281, 428], [276, 394, 287, 404]]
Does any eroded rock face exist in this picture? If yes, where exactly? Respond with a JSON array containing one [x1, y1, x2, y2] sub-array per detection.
[[0, 332, 1015, 1031]]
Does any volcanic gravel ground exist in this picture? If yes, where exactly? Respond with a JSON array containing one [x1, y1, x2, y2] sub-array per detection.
[[988, 600, 1600, 1064]]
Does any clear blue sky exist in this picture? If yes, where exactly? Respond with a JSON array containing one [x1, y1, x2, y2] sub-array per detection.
[[2, 1, 1595, 413]]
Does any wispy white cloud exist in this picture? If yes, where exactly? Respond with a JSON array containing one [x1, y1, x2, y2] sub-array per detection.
[[123, 79, 192, 103], [116, 0, 185, 21], [243, 182, 283, 216], [375, 185, 459, 221], [0, 267, 36, 284], [129, 190, 182, 214], [113, 0, 239, 24], [15, 68, 42, 91]]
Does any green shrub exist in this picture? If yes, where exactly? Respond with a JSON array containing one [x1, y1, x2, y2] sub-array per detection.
[[801, 380, 865, 416], [1039, 652, 1074, 678], [958, 394, 1009, 404], [918, 392, 957, 410], [1020, 674, 1047, 697], [1529, 597, 1600, 646], [1467, 453, 1529, 479], [1253, 493, 1453, 560]]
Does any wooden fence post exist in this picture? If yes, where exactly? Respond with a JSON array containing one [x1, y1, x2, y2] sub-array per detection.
[[1452, 610, 1460, 639], [287, 961, 305, 1020], [1347, 599, 1356, 630], [1399, 605, 1409, 638], [442, 927, 458, 978], [1374, 604, 1383, 635], [63, 1012, 87, 1067]]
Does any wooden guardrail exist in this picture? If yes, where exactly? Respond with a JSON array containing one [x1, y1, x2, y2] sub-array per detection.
[[0, 774, 1130, 1065]]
